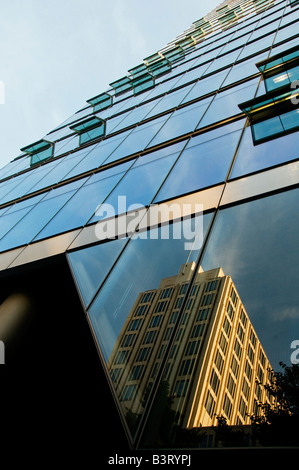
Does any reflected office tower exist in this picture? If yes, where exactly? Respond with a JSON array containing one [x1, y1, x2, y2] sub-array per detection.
[[0, 0, 298, 451], [108, 262, 274, 428]]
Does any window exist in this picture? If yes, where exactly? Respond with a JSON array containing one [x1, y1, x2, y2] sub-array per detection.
[[239, 46, 299, 145], [215, 350, 224, 374], [155, 120, 244, 202], [21, 139, 54, 166], [223, 394, 233, 419], [173, 379, 189, 397], [109, 76, 133, 96], [210, 369, 220, 394], [205, 391, 215, 417], [70, 116, 106, 145], [87, 92, 113, 112]]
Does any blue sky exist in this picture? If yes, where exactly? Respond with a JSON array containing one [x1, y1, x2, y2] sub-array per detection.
[[0, 0, 221, 170]]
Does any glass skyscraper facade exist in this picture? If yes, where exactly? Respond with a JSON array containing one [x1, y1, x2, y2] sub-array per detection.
[[0, 0, 298, 455]]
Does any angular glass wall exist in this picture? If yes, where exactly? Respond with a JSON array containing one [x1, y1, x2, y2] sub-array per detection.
[[68, 213, 213, 443], [139, 188, 299, 449]]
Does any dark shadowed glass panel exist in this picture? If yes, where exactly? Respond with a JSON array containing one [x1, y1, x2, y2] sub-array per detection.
[[230, 125, 299, 178], [87, 213, 213, 438], [154, 120, 245, 202]]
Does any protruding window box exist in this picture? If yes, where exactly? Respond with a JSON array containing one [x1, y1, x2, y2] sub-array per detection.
[[239, 86, 299, 144], [86, 92, 113, 113], [163, 45, 185, 64], [21, 139, 54, 166], [109, 76, 133, 96], [70, 116, 106, 145], [144, 54, 172, 78], [256, 45, 299, 93], [131, 73, 155, 95]]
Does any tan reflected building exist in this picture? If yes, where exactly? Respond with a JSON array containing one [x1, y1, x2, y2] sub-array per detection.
[[108, 262, 274, 429]]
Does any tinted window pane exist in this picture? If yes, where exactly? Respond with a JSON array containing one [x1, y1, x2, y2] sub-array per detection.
[[155, 120, 245, 202], [149, 96, 214, 148], [35, 163, 132, 241], [231, 125, 299, 178], [0, 194, 44, 243], [181, 69, 230, 104], [201, 189, 299, 370], [0, 181, 82, 251], [92, 145, 184, 221], [87, 213, 212, 436], [252, 115, 284, 142], [104, 116, 169, 164], [141, 188, 299, 449], [198, 79, 259, 128]]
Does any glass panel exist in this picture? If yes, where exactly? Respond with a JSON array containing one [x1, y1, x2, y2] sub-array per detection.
[[280, 108, 299, 130], [204, 50, 241, 75], [30, 147, 92, 192], [107, 100, 159, 134], [53, 135, 78, 157], [237, 34, 275, 61], [154, 120, 245, 202], [104, 116, 169, 165], [30, 146, 53, 166], [34, 162, 133, 241], [87, 213, 213, 438], [252, 115, 284, 141], [0, 157, 30, 181], [222, 51, 270, 87], [91, 143, 184, 222], [141, 188, 299, 448], [248, 18, 280, 42], [0, 174, 29, 204], [1, 164, 53, 203], [0, 181, 83, 251], [273, 22, 299, 44], [0, 194, 44, 244], [231, 124, 299, 178], [148, 96, 214, 148], [144, 84, 195, 120], [68, 238, 128, 307], [181, 69, 231, 104], [172, 63, 210, 88], [201, 189, 299, 371], [80, 124, 105, 145], [197, 78, 260, 128], [65, 131, 132, 180]]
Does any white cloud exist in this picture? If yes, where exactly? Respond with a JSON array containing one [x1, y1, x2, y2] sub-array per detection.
[[273, 306, 299, 322]]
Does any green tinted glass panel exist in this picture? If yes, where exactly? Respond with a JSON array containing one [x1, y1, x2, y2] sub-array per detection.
[[79, 125, 106, 145]]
